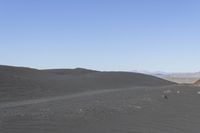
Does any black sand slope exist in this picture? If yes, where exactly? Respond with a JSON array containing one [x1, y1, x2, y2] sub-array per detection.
[[4, 65, 200, 133], [1, 85, 200, 133], [0, 65, 174, 102]]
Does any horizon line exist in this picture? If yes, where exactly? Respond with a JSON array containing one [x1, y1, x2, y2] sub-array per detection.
[[0, 64, 199, 74]]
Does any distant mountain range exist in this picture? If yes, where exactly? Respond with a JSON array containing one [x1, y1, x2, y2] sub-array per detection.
[[149, 72, 200, 84], [132, 70, 200, 84]]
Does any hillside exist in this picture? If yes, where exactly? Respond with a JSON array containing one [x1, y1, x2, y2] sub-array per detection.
[[0, 65, 175, 102]]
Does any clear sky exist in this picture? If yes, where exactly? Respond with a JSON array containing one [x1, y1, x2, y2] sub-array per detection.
[[0, 0, 200, 72]]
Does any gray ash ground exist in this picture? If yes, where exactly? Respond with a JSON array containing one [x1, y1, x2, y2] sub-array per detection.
[[1, 85, 200, 133]]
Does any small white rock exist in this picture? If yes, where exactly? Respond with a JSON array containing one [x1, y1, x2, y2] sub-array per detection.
[[134, 106, 142, 109], [164, 90, 172, 94]]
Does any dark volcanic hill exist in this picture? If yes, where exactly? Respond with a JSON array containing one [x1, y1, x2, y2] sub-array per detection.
[[0, 65, 175, 102], [43, 68, 97, 75]]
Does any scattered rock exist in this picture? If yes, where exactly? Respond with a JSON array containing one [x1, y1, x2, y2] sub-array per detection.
[[134, 106, 142, 110], [163, 90, 172, 94]]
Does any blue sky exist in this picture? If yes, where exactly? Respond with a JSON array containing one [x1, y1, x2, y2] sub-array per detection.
[[0, 0, 200, 72]]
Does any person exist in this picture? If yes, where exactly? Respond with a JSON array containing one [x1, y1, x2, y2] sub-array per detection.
[[163, 94, 168, 99]]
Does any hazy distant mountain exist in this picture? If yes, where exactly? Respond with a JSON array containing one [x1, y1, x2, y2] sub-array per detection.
[[132, 70, 200, 84], [153, 72, 200, 84]]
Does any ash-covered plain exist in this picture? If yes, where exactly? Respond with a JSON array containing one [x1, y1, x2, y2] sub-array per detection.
[[1, 65, 200, 133]]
